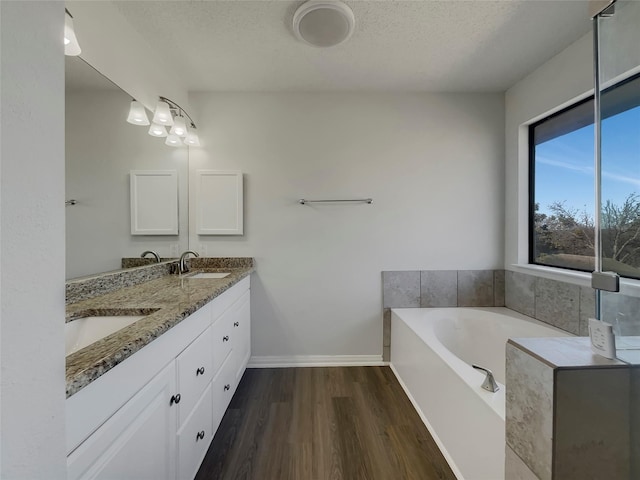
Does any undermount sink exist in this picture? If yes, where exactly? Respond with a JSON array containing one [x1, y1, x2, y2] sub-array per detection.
[[66, 314, 149, 357], [187, 272, 231, 279]]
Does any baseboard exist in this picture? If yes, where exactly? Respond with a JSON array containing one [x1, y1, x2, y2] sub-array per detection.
[[389, 363, 465, 480], [247, 354, 385, 368]]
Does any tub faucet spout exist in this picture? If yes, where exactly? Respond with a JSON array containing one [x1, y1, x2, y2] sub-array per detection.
[[472, 365, 499, 393]]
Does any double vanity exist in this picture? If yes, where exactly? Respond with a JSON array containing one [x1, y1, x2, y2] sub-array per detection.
[[65, 258, 253, 480]]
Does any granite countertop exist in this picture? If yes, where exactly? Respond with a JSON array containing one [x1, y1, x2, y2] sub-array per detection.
[[65, 265, 253, 398]]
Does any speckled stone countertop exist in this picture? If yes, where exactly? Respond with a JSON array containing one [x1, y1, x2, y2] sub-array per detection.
[[66, 265, 253, 398]]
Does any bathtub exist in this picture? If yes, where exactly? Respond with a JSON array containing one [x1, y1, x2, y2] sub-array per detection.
[[390, 307, 569, 480]]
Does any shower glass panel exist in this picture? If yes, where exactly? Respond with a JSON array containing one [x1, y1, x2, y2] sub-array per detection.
[[595, 0, 640, 363]]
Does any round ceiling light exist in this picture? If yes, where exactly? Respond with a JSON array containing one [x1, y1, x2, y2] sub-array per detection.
[[293, 1, 355, 48]]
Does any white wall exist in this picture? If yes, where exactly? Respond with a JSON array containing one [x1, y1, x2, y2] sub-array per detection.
[[66, 89, 189, 279], [504, 32, 593, 273], [0, 2, 67, 478], [189, 93, 505, 359]]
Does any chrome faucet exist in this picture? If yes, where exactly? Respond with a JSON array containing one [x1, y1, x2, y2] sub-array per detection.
[[472, 365, 500, 393], [141, 250, 161, 263], [179, 250, 199, 274]]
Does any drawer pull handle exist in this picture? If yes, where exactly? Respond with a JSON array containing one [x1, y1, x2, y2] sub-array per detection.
[[223, 336, 229, 342], [196, 367, 205, 376], [169, 393, 181, 406], [196, 430, 205, 441], [224, 384, 230, 391], [234, 321, 239, 327]]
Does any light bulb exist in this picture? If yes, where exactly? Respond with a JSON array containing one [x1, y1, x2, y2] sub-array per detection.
[[152, 100, 174, 126], [148, 123, 168, 137], [126, 100, 150, 126], [170, 116, 187, 137], [165, 134, 182, 147]]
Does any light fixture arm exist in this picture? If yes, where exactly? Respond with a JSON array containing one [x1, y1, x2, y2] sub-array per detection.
[[159, 96, 197, 128]]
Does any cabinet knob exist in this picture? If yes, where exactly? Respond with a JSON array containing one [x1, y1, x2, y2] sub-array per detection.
[[224, 384, 230, 391], [223, 335, 229, 342], [196, 367, 205, 376], [234, 321, 239, 327], [196, 430, 205, 441], [169, 393, 181, 406]]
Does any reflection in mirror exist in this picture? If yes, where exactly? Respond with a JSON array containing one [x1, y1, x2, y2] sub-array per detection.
[[65, 57, 189, 280]]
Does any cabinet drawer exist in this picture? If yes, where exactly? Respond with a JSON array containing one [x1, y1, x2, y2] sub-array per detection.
[[177, 383, 213, 480], [212, 353, 236, 435], [211, 309, 233, 374], [176, 326, 213, 427]]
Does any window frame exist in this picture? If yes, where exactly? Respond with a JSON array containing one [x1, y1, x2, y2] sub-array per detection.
[[528, 94, 595, 274]]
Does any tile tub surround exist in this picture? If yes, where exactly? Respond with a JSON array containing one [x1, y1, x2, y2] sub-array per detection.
[[381, 269, 505, 360], [505, 270, 597, 336], [65, 265, 253, 398], [506, 338, 631, 480]]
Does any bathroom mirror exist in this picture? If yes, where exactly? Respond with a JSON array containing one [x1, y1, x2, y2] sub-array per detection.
[[65, 57, 189, 280]]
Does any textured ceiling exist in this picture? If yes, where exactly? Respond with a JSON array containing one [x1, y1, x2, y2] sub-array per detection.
[[114, 0, 592, 92]]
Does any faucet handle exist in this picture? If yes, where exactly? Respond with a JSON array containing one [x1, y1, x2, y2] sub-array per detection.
[[472, 364, 500, 393]]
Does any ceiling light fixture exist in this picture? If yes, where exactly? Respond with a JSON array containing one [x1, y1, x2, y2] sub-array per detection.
[[293, 0, 355, 48], [128, 96, 200, 147], [64, 9, 82, 56]]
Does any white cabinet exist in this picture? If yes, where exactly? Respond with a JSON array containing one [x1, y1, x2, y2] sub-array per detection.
[[68, 362, 177, 480], [67, 277, 251, 480], [194, 170, 243, 235], [232, 291, 251, 383], [177, 384, 213, 480], [176, 326, 213, 427], [130, 170, 179, 235]]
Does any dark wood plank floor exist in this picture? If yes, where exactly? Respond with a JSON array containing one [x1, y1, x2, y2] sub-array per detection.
[[195, 367, 456, 480]]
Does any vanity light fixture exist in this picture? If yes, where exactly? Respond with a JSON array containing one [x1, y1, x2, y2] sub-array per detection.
[[126, 100, 150, 126], [165, 134, 182, 147], [129, 96, 200, 147], [169, 115, 187, 137], [183, 127, 201, 147], [64, 9, 82, 56], [148, 123, 168, 137], [152, 100, 174, 126]]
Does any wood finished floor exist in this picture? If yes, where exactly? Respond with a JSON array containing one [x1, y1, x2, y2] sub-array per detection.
[[195, 367, 456, 480]]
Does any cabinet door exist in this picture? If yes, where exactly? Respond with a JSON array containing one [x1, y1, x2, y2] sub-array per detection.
[[176, 326, 213, 427], [233, 291, 251, 383], [67, 362, 177, 480], [177, 383, 213, 480], [212, 353, 237, 435], [195, 170, 243, 235], [211, 307, 233, 374]]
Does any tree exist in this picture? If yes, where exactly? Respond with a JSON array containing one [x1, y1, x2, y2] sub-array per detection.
[[533, 193, 640, 271], [601, 193, 640, 265]]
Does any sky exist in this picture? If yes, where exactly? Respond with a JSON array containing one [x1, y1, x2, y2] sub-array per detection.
[[535, 105, 640, 219]]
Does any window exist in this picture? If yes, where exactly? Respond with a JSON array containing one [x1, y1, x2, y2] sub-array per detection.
[[530, 74, 640, 278]]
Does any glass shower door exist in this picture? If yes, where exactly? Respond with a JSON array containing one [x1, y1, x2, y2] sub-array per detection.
[[594, 0, 640, 363]]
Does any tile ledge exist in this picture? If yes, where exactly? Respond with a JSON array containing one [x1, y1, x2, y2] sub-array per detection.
[[510, 263, 640, 296]]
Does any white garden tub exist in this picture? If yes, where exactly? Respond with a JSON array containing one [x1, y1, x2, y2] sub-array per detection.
[[390, 307, 569, 480]]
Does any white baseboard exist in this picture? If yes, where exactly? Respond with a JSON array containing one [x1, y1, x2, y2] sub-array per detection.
[[389, 363, 464, 480], [247, 354, 385, 368]]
